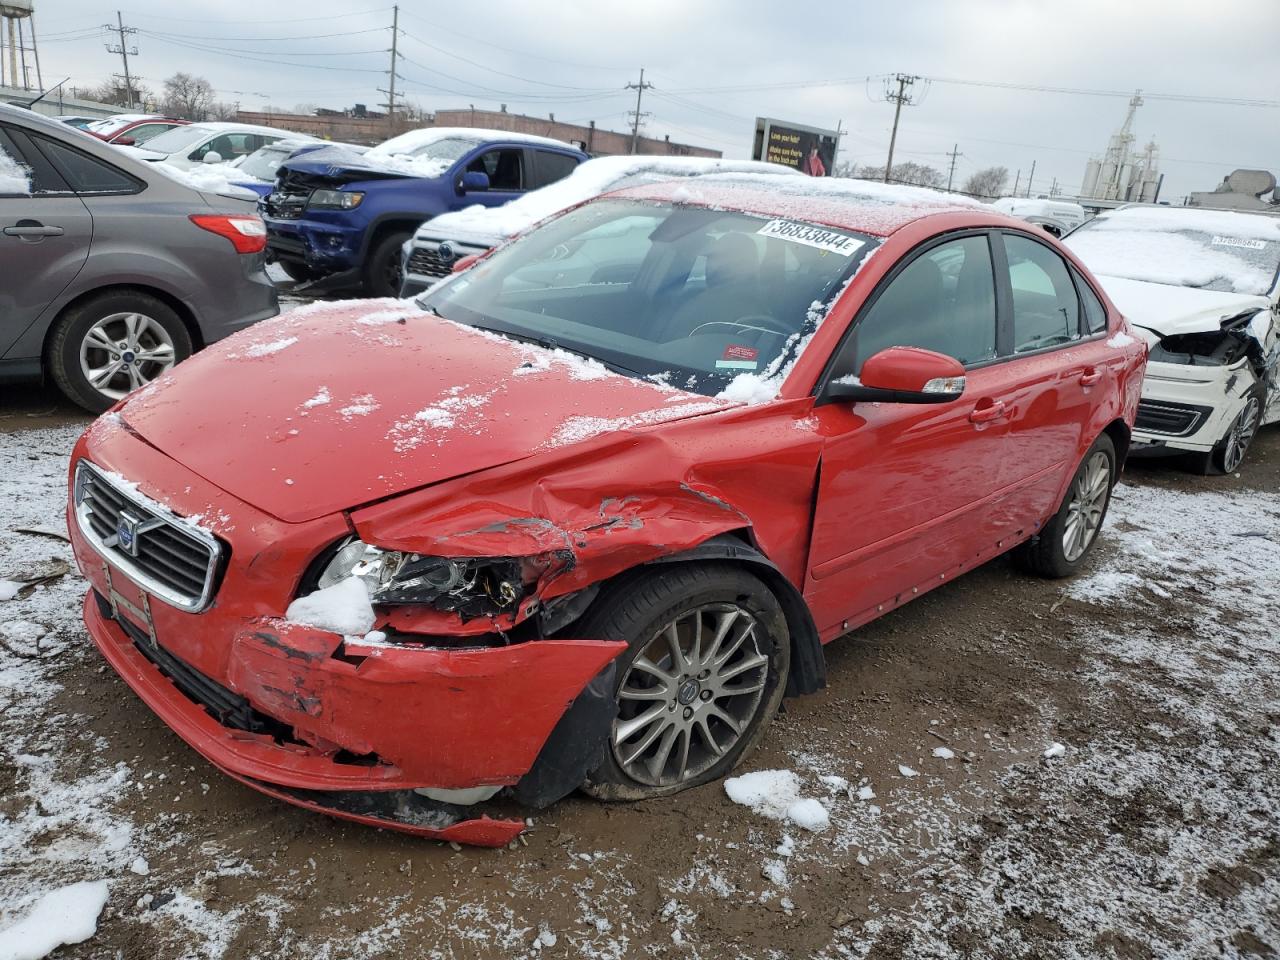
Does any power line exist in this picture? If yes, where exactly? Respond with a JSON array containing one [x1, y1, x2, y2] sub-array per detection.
[[397, 29, 609, 92]]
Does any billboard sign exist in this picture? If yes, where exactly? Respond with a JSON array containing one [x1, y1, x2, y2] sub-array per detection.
[[753, 118, 840, 177]]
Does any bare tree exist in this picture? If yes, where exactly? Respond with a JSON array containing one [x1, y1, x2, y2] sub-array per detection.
[[851, 161, 945, 189], [160, 72, 216, 121], [82, 79, 152, 109], [961, 166, 1010, 199]]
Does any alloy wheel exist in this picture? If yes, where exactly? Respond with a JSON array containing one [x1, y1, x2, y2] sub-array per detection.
[[612, 604, 770, 787], [1221, 396, 1261, 474], [1062, 450, 1111, 562], [79, 312, 176, 401]]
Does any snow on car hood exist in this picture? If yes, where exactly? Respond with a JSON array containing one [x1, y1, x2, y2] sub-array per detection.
[[116, 300, 734, 523], [1093, 275, 1271, 337]]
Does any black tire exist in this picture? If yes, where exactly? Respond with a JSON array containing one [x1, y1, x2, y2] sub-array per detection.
[[364, 230, 412, 298], [1196, 384, 1264, 476], [272, 259, 317, 283], [1015, 433, 1116, 579], [577, 564, 790, 801], [47, 290, 193, 414]]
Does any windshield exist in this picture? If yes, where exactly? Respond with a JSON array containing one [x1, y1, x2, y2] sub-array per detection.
[[238, 144, 292, 180], [417, 199, 876, 398], [137, 125, 213, 155], [1066, 208, 1280, 296], [372, 132, 480, 162]]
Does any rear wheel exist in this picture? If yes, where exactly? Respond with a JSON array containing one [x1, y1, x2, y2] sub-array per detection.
[[364, 230, 412, 298], [1015, 433, 1116, 578], [47, 291, 192, 413], [579, 565, 790, 800], [1198, 387, 1263, 475]]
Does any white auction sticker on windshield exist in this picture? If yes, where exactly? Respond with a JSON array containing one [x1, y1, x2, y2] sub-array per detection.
[[757, 219, 865, 256], [1211, 236, 1267, 250]]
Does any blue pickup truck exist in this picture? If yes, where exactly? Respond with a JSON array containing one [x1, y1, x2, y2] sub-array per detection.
[[261, 128, 587, 296]]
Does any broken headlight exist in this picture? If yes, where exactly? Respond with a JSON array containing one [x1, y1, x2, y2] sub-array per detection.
[[315, 539, 550, 617]]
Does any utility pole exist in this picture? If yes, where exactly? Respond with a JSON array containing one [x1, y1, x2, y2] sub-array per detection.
[[386, 5, 399, 135], [945, 143, 962, 192], [625, 68, 653, 155], [1012, 169, 1021, 197], [881, 73, 921, 183], [104, 11, 137, 109], [1026, 159, 1036, 197]]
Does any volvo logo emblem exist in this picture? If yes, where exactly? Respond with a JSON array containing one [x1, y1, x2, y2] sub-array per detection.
[[436, 242, 455, 262], [115, 513, 142, 558]]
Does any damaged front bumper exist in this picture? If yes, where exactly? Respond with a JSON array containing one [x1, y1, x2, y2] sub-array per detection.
[[1131, 358, 1253, 454], [82, 588, 623, 844]]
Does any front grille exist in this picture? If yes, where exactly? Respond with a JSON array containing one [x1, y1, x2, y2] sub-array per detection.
[[97, 592, 295, 739], [263, 185, 310, 220], [1135, 399, 1214, 437], [406, 246, 456, 280], [74, 461, 223, 612]]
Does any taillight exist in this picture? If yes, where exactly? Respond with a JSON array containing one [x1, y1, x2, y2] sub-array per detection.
[[189, 214, 268, 254]]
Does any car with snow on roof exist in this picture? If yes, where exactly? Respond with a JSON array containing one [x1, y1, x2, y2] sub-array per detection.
[[118, 120, 313, 170], [399, 155, 801, 296], [262, 127, 588, 297], [67, 174, 1145, 844], [990, 197, 1088, 238], [84, 113, 191, 147], [1066, 205, 1280, 473]]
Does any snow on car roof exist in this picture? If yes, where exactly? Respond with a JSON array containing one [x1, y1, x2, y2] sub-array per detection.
[[418, 156, 800, 243], [371, 126, 578, 156], [1087, 204, 1280, 240], [610, 174, 987, 237]]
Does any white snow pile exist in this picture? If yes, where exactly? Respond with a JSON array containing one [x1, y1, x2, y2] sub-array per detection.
[[0, 149, 30, 194], [723, 770, 831, 832], [417, 155, 800, 246], [0, 880, 109, 960], [152, 161, 261, 201], [284, 576, 375, 636], [548, 400, 727, 448], [1066, 206, 1280, 296], [244, 336, 298, 358]]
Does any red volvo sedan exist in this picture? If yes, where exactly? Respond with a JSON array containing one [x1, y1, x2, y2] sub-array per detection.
[[67, 176, 1146, 845]]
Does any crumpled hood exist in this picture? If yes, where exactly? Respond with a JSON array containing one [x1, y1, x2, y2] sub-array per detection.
[[1096, 275, 1271, 337], [118, 301, 731, 524]]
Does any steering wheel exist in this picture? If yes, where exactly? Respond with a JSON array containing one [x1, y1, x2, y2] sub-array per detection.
[[688, 315, 793, 338]]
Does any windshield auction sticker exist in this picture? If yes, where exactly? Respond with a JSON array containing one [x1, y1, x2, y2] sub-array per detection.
[[1211, 236, 1268, 250], [757, 219, 865, 256]]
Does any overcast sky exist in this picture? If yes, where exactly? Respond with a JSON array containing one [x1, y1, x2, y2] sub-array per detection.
[[29, 0, 1280, 200]]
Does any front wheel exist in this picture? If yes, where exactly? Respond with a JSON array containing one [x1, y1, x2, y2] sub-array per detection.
[[364, 230, 413, 298], [1198, 387, 1263, 475], [579, 565, 790, 801], [1015, 433, 1116, 578]]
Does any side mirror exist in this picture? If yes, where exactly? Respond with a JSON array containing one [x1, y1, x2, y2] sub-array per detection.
[[115, 135, 136, 146], [451, 253, 481, 274], [824, 346, 966, 404], [460, 170, 490, 193], [202, 150, 223, 164]]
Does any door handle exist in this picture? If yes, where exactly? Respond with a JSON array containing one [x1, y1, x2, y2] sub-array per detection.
[[969, 400, 1007, 424], [3, 224, 64, 238], [1079, 368, 1102, 387]]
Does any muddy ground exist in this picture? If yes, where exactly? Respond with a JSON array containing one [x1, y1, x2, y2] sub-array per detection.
[[1, 378, 1277, 960]]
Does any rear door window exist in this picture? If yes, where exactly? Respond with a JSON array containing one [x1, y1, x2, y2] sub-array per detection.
[[530, 150, 579, 189], [1003, 234, 1082, 353], [1073, 267, 1109, 334], [31, 135, 140, 194]]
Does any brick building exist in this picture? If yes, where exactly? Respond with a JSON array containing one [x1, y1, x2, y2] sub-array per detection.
[[234, 106, 722, 157]]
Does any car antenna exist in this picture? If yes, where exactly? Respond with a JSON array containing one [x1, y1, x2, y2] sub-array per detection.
[[17, 78, 70, 110]]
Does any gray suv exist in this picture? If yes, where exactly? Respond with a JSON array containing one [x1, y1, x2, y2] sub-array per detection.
[[0, 105, 278, 412]]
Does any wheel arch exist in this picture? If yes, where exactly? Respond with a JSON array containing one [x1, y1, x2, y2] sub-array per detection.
[[640, 532, 826, 698], [43, 282, 205, 366], [1101, 417, 1131, 471]]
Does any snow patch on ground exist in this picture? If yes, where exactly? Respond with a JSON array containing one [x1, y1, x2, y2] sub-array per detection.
[[0, 880, 109, 960], [724, 770, 831, 832]]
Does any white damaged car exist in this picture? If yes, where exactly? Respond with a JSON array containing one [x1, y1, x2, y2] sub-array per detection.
[[1067, 206, 1280, 473]]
